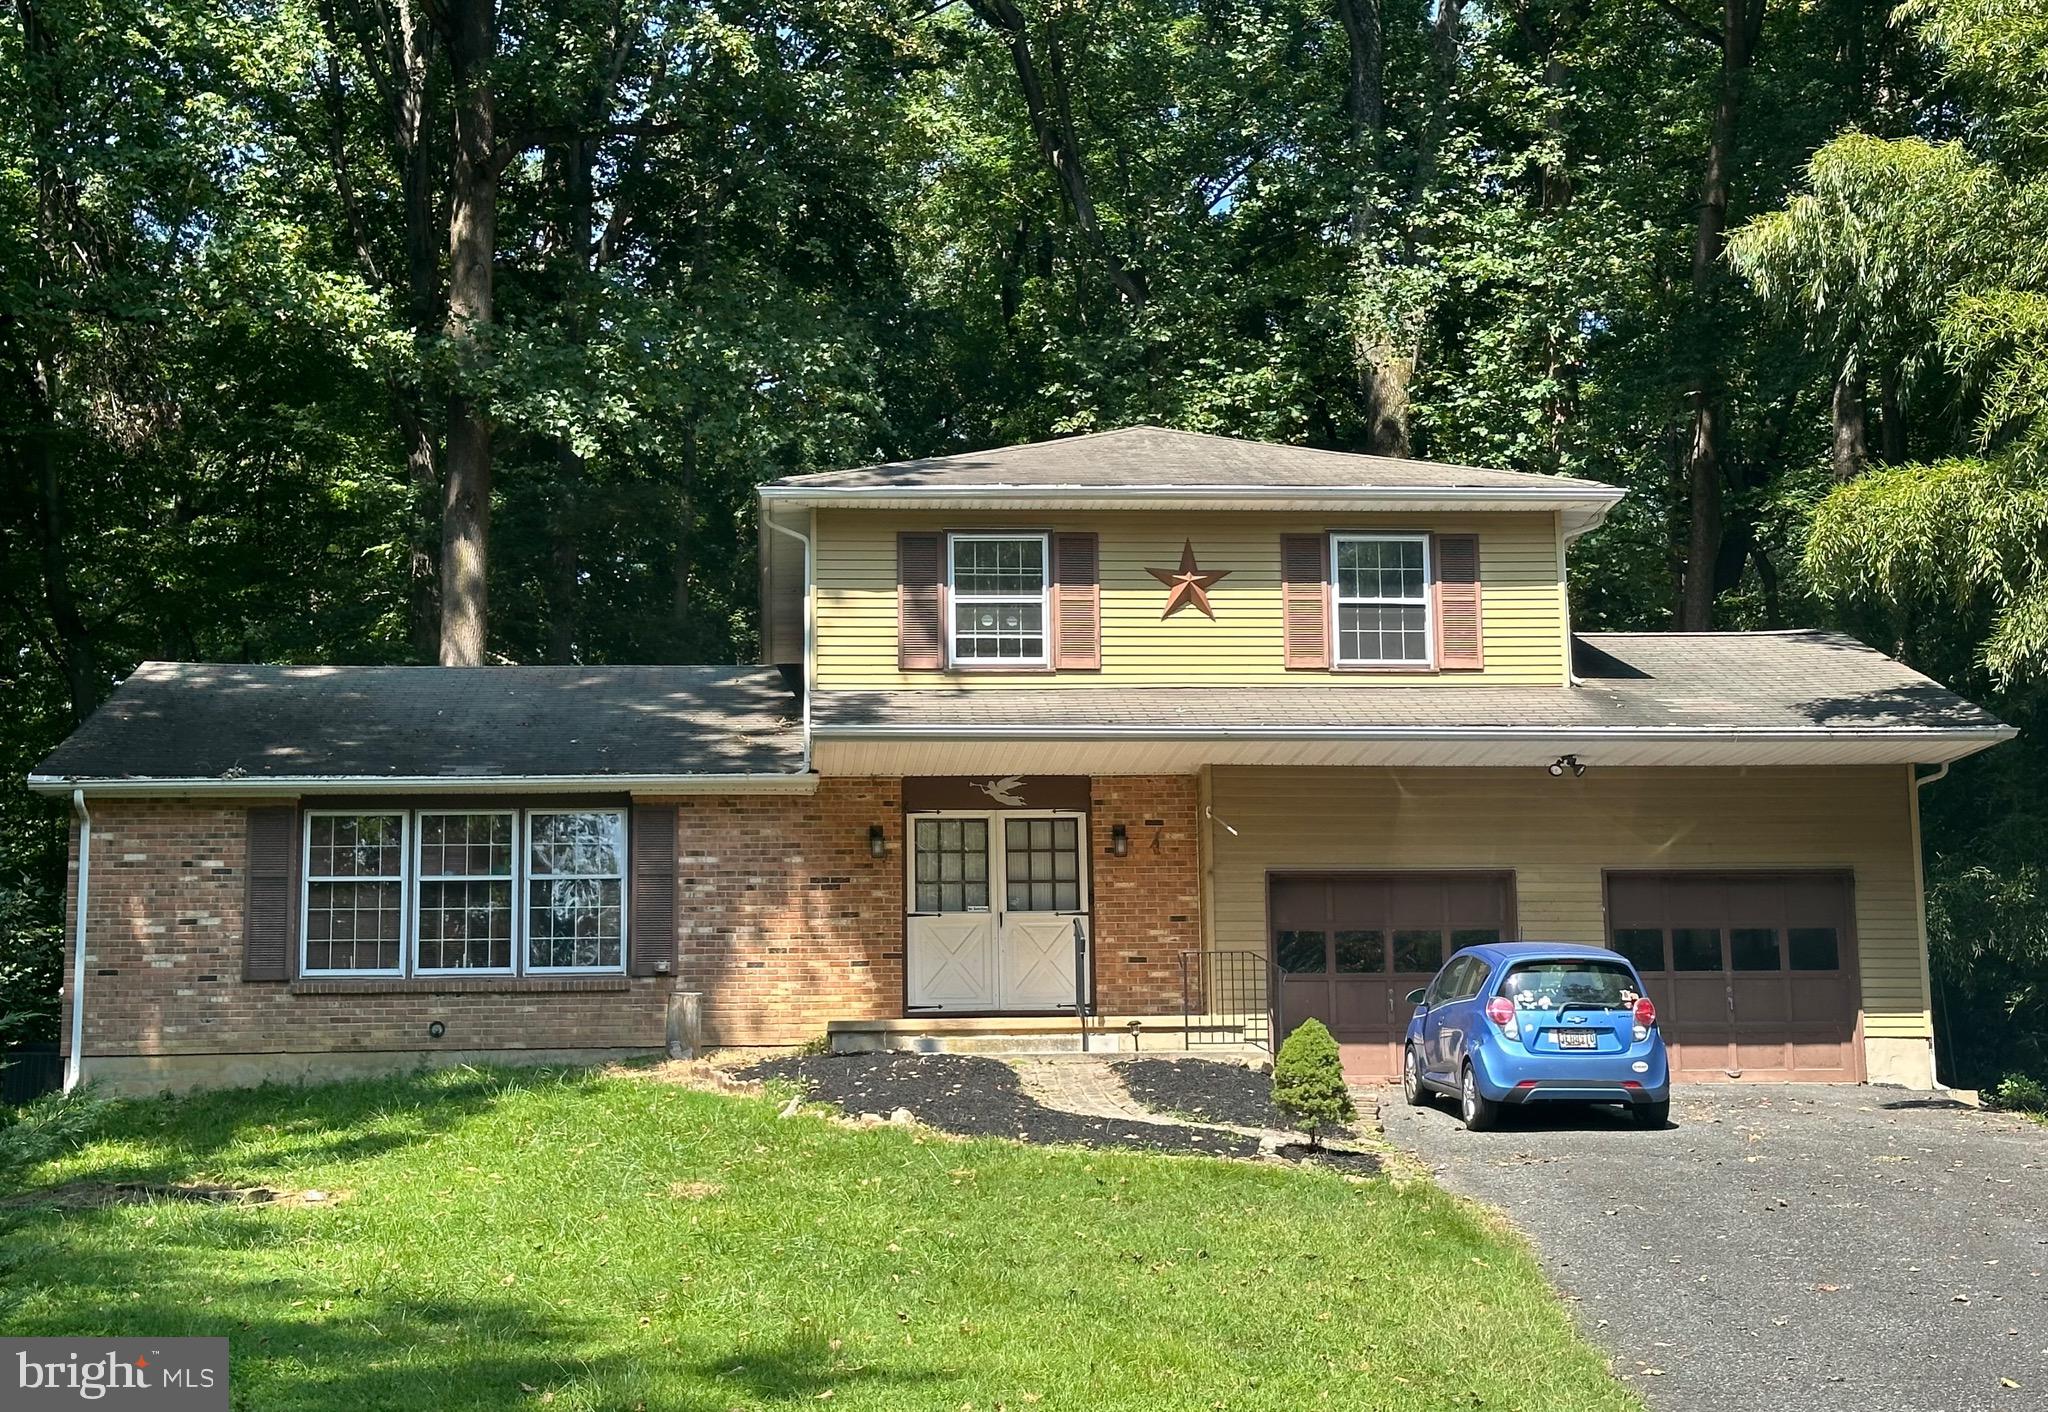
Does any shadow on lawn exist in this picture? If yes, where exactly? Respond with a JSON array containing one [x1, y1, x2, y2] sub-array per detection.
[[688, 1332, 956, 1404], [0, 1202, 635, 1410], [27, 1066, 602, 1191]]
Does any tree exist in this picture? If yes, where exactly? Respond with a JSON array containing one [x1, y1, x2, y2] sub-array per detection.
[[1271, 1019, 1357, 1149]]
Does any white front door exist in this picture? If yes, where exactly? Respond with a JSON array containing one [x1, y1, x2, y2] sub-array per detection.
[[905, 811, 1088, 1012]]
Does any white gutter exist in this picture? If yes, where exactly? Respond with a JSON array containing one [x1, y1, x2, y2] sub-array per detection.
[[25, 771, 820, 799], [762, 508, 815, 772], [65, 788, 90, 1093], [810, 721, 2017, 746]]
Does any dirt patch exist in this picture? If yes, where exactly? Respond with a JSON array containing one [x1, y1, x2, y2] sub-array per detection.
[[1273, 1144, 1384, 1176], [666, 1180, 726, 1201], [738, 1052, 1259, 1158], [0, 1181, 348, 1211]]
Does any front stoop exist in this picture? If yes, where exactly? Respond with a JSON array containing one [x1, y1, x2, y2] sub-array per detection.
[[826, 1014, 1263, 1057]]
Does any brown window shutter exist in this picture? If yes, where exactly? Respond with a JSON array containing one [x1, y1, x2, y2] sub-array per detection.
[[629, 804, 678, 977], [1433, 533, 1484, 670], [897, 532, 945, 671], [1279, 533, 1331, 669], [1050, 532, 1102, 670], [242, 805, 299, 980]]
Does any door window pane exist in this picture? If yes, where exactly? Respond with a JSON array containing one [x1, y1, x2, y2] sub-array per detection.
[[1612, 927, 1666, 973], [1334, 930, 1383, 973], [1730, 927, 1782, 971], [1788, 926, 1841, 971], [1005, 816, 1082, 912], [1672, 927, 1724, 971], [914, 817, 989, 913], [1275, 930, 1327, 974], [1393, 929, 1443, 973]]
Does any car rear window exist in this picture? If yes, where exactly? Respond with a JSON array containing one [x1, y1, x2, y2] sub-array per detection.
[[1500, 960, 1641, 1010]]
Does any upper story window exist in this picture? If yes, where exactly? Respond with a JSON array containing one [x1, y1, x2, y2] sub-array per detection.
[[949, 533, 1048, 666], [1332, 532, 1431, 666], [300, 808, 628, 977]]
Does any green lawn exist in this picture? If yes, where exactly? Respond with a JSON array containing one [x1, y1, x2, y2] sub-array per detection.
[[0, 1067, 1637, 1411]]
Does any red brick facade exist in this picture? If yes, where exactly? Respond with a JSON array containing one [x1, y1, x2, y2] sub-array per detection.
[[61, 776, 1204, 1081]]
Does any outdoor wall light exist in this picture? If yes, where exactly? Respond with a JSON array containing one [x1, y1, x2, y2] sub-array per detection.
[[868, 824, 887, 858], [1548, 754, 1587, 778], [1109, 823, 1130, 858], [427, 1020, 446, 1040]]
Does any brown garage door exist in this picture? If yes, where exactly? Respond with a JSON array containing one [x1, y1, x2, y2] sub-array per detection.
[[1606, 872, 1862, 1082], [1271, 872, 1514, 1078]]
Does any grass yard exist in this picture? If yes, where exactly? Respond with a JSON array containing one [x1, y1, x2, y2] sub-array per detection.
[[0, 1067, 1637, 1411]]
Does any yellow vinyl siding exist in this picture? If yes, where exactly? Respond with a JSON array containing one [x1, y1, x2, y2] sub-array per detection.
[[1206, 763, 1931, 1038], [813, 509, 1568, 689]]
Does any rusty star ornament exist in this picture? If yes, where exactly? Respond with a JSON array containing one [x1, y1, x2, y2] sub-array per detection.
[[1147, 539, 1231, 619]]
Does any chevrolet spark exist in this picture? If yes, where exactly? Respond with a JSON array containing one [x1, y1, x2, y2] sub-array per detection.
[[1401, 942, 1671, 1131]]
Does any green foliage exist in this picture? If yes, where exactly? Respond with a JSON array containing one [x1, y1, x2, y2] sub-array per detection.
[[1989, 1072, 2048, 1114], [0, 883, 63, 1045], [1271, 1019, 1356, 1148], [0, 1085, 108, 1193]]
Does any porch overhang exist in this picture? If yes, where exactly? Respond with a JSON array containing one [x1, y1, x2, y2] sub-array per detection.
[[811, 723, 2014, 776]]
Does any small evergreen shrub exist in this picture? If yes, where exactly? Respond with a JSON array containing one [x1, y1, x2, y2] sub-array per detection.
[[1271, 1019, 1356, 1148], [0, 1084, 109, 1194]]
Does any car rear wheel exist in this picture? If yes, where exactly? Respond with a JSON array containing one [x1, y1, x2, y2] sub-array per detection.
[[1459, 1064, 1499, 1132], [1634, 1099, 1670, 1129], [1402, 1045, 1426, 1107]]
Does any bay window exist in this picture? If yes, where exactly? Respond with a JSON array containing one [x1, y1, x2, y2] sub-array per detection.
[[299, 807, 628, 977]]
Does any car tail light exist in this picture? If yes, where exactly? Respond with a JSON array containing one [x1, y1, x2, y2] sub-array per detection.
[[1633, 997, 1657, 1028], [1485, 997, 1516, 1029]]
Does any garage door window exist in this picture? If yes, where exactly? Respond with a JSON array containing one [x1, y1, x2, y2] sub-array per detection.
[[1789, 926, 1840, 971], [1672, 927, 1723, 971], [1731, 927, 1781, 971], [1276, 929, 1326, 973], [1612, 927, 1663, 973], [1393, 929, 1443, 972], [1335, 930, 1383, 972]]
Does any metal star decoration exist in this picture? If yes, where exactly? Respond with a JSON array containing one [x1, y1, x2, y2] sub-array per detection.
[[1147, 539, 1231, 619]]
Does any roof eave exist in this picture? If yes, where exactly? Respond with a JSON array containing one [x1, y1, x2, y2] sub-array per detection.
[[26, 770, 821, 799]]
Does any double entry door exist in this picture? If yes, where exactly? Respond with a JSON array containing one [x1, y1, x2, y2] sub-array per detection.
[[906, 811, 1089, 1012]]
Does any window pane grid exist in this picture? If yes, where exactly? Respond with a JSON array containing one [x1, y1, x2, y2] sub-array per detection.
[[526, 811, 626, 971], [1004, 816, 1081, 913], [304, 814, 406, 973], [951, 535, 1048, 664], [415, 812, 515, 973], [913, 817, 990, 913], [1333, 534, 1431, 664]]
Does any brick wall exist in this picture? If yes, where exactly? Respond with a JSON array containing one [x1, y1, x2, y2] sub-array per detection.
[[1090, 775, 1202, 1013], [59, 776, 1202, 1079]]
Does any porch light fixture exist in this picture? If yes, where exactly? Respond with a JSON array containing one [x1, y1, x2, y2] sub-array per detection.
[[1548, 754, 1587, 778], [1109, 824, 1129, 858], [868, 824, 887, 858]]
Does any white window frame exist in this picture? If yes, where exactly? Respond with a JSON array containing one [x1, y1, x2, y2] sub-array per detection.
[[1330, 531, 1434, 667], [299, 809, 409, 978], [412, 808, 519, 977], [297, 808, 631, 979], [522, 808, 631, 975], [947, 531, 1051, 668]]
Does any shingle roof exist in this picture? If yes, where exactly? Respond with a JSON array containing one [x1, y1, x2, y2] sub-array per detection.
[[809, 631, 2009, 738], [766, 425, 1619, 495], [30, 663, 804, 786]]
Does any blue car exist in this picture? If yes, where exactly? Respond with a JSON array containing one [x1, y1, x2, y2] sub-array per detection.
[[1401, 942, 1670, 1131]]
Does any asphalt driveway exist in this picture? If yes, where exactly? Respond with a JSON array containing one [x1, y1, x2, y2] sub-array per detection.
[[1383, 1085, 2048, 1412]]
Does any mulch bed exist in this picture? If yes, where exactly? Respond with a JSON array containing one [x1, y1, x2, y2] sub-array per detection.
[[738, 1052, 1260, 1158], [1116, 1057, 1358, 1141]]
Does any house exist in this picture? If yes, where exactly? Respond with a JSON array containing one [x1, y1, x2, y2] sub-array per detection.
[[29, 426, 2015, 1094]]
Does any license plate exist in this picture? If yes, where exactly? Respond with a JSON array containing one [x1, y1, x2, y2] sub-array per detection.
[[1556, 1031, 1598, 1050]]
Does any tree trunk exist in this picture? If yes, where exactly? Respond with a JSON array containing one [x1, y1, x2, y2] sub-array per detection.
[[966, 0, 1146, 307], [670, 420, 698, 632], [439, 0, 497, 666], [1878, 361, 1905, 463], [1829, 362, 1867, 480], [1332, 0, 1382, 243], [1676, 0, 1766, 631]]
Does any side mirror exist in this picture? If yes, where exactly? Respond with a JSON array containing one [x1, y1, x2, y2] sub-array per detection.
[[1405, 988, 1427, 1006]]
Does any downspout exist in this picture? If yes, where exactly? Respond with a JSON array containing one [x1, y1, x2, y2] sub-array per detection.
[[65, 788, 91, 1092], [764, 510, 814, 773], [1912, 761, 1951, 1090]]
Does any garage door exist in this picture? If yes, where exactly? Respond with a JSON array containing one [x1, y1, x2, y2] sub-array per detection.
[[1606, 872, 1862, 1082], [1271, 872, 1515, 1078]]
